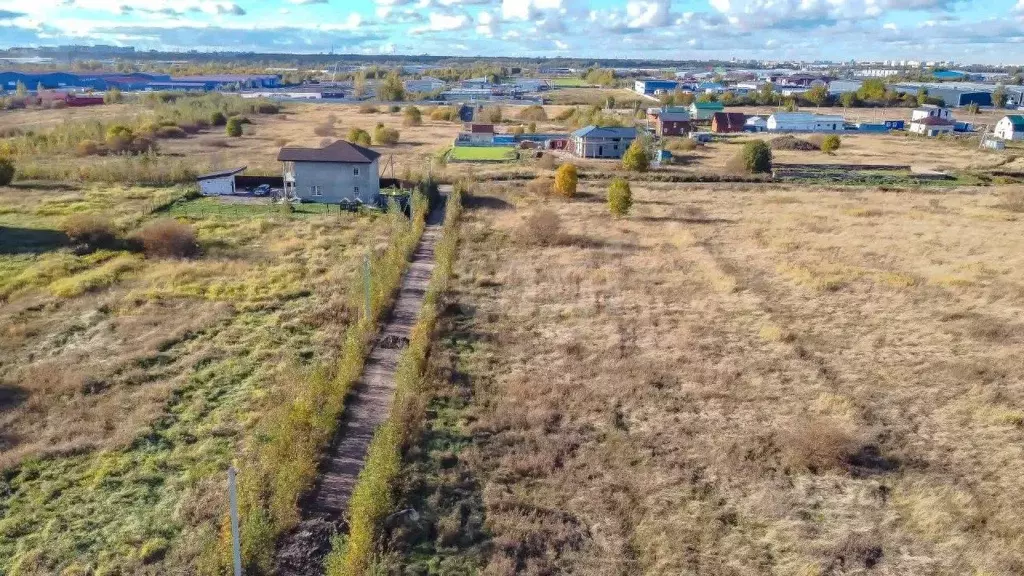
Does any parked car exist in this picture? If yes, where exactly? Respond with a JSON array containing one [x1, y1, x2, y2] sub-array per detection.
[[253, 184, 271, 196]]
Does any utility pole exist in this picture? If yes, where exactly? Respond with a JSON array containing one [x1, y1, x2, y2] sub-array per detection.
[[228, 467, 242, 576], [363, 253, 372, 321]]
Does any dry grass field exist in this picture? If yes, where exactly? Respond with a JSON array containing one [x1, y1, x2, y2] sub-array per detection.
[[386, 181, 1024, 575], [0, 183, 392, 574], [4, 95, 1024, 575]]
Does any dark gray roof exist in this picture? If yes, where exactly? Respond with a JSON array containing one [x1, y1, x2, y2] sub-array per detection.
[[571, 125, 638, 138], [196, 166, 246, 180], [277, 140, 381, 164]]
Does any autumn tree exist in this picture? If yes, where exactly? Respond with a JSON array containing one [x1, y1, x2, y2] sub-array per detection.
[[553, 163, 578, 198]]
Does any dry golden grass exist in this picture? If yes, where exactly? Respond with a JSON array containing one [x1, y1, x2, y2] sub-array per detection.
[[405, 180, 1024, 575]]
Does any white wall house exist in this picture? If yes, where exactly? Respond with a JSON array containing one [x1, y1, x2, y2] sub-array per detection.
[[909, 117, 955, 136], [196, 167, 245, 196], [767, 112, 845, 132], [911, 105, 952, 121], [994, 115, 1024, 140]]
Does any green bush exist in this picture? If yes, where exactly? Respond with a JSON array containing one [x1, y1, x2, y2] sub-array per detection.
[[740, 140, 773, 174], [607, 177, 632, 217], [0, 156, 14, 185], [210, 111, 228, 126], [347, 128, 372, 146], [225, 117, 243, 137], [621, 139, 650, 172], [373, 123, 400, 146], [821, 134, 841, 155]]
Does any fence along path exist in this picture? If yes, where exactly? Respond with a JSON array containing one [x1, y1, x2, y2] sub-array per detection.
[[275, 195, 447, 575]]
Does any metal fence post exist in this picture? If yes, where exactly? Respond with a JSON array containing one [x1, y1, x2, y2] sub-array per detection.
[[228, 467, 242, 576]]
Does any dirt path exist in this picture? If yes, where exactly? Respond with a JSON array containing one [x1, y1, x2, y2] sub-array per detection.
[[275, 196, 448, 575]]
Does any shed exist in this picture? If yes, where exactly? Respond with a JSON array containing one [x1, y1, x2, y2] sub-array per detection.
[[994, 115, 1024, 140], [197, 166, 246, 196], [711, 112, 747, 133]]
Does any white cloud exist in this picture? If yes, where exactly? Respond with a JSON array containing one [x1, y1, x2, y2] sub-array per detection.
[[476, 10, 498, 36], [413, 12, 470, 33], [626, 0, 671, 27], [501, 0, 565, 21]]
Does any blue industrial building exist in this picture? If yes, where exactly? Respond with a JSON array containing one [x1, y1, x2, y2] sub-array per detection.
[[0, 70, 279, 93], [634, 79, 680, 95]]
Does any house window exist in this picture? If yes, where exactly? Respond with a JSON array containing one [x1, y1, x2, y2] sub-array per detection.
[[354, 186, 360, 195], [353, 167, 360, 176], [311, 185, 322, 196]]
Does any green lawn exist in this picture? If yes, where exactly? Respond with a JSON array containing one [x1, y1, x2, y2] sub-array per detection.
[[448, 146, 517, 162], [550, 77, 588, 87]]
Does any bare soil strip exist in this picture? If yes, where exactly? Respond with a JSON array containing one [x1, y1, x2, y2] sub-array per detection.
[[275, 199, 447, 575]]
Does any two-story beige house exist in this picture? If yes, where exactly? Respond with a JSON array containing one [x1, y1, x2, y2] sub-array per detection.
[[278, 140, 381, 204]]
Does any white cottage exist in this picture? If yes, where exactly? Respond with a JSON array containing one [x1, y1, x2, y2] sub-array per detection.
[[196, 166, 245, 196], [767, 112, 845, 132], [993, 115, 1024, 141]]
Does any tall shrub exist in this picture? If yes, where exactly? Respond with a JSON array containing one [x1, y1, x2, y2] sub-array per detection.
[[607, 177, 632, 217], [553, 163, 578, 198], [402, 106, 422, 127], [821, 134, 841, 155], [741, 140, 773, 174], [226, 117, 243, 137], [621, 139, 650, 172], [0, 156, 14, 185]]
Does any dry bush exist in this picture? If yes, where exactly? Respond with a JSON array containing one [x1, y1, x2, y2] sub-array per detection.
[[998, 189, 1024, 213], [313, 122, 337, 137], [155, 125, 188, 139], [778, 417, 857, 473], [517, 209, 565, 246], [526, 177, 553, 196], [359, 104, 380, 114], [75, 139, 103, 157], [206, 138, 231, 148], [665, 137, 698, 152], [517, 105, 548, 121], [132, 219, 200, 258], [771, 135, 819, 151], [62, 214, 117, 248], [537, 153, 557, 170]]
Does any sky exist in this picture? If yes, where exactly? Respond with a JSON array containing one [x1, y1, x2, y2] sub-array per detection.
[[0, 0, 1023, 64]]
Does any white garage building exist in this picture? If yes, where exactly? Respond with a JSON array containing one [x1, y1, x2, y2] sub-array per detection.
[[767, 112, 846, 132], [196, 166, 246, 196]]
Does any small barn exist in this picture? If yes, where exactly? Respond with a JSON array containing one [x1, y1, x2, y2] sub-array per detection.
[[994, 115, 1024, 140], [711, 112, 747, 133], [196, 167, 246, 196]]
